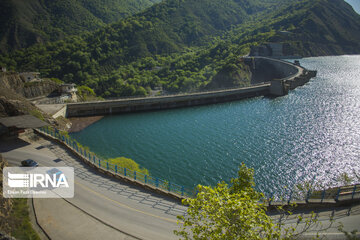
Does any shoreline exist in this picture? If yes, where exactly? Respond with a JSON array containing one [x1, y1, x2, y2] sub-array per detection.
[[68, 116, 104, 133]]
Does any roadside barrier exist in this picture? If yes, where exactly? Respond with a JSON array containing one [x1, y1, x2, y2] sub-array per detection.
[[36, 126, 360, 204], [266, 183, 360, 206], [37, 126, 195, 198]]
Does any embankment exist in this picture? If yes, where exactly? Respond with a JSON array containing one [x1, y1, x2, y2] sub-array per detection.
[[63, 57, 316, 118]]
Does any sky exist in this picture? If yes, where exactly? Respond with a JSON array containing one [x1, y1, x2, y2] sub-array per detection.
[[345, 0, 360, 14]]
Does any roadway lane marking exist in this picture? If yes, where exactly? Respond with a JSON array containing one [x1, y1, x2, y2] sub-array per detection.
[[75, 181, 180, 224]]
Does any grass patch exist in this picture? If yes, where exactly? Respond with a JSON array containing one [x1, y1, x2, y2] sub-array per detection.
[[108, 157, 149, 176], [29, 109, 45, 121], [9, 199, 40, 240], [48, 78, 63, 84]]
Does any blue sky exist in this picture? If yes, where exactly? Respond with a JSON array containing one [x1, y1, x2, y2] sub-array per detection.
[[345, 0, 360, 14]]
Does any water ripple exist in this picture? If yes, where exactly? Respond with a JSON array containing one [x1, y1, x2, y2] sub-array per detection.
[[71, 55, 360, 197]]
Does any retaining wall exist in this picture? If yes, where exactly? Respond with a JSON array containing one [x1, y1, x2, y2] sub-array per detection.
[[52, 105, 67, 118], [244, 57, 301, 84], [35, 128, 188, 203]]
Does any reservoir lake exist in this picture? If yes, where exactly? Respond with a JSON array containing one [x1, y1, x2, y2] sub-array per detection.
[[70, 55, 360, 197]]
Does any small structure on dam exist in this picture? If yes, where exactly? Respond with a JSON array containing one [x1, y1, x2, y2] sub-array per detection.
[[269, 80, 289, 96]]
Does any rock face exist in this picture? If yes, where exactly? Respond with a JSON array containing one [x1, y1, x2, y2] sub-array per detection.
[[0, 96, 24, 117], [0, 73, 24, 92], [21, 81, 59, 98], [0, 73, 46, 117], [0, 72, 59, 98], [0, 72, 70, 131]]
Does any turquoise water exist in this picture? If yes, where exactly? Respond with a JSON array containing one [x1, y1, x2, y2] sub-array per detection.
[[71, 55, 360, 196]]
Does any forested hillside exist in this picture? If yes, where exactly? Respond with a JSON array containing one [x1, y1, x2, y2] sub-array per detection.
[[1, 0, 359, 98], [226, 0, 360, 56], [0, 0, 161, 53]]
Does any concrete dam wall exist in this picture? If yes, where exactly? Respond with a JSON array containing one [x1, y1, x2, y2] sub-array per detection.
[[244, 57, 301, 84], [65, 57, 316, 118], [244, 57, 317, 94], [66, 85, 270, 117]]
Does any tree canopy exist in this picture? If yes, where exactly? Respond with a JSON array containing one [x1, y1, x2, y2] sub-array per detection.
[[175, 163, 283, 240], [1, 0, 360, 98], [173, 163, 327, 240]]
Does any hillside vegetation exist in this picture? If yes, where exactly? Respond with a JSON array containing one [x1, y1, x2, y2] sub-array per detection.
[[223, 0, 360, 56], [0, 0, 161, 53], [1, 0, 359, 98]]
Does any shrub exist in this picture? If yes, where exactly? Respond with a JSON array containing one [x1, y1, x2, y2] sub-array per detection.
[[107, 157, 149, 175]]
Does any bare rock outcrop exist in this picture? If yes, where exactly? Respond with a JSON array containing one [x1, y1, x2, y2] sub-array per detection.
[[0, 72, 59, 99]]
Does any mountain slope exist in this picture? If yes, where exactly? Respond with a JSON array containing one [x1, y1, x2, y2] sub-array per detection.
[[0, 0, 161, 53], [105, 0, 293, 57], [228, 0, 360, 56], [296, 0, 360, 55], [1, 0, 360, 98], [0, 0, 292, 72]]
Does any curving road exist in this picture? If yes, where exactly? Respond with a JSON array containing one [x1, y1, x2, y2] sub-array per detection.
[[1, 135, 187, 240], [2, 134, 359, 240]]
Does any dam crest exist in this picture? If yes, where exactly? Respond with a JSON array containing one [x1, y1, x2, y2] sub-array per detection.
[[61, 57, 317, 118]]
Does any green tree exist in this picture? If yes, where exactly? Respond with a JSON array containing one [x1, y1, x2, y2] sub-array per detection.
[[174, 163, 335, 240], [77, 85, 97, 101], [175, 163, 282, 240], [336, 172, 355, 187]]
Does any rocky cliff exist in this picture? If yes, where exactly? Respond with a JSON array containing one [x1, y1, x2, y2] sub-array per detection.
[[0, 72, 59, 98], [0, 73, 24, 93], [0, 78, 43, 118], [21, 80, 59, 99], [0, 73, 69, 130]]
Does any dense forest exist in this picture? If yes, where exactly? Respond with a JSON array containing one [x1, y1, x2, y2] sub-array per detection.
[[1, 0, 359, 98], [0, 0, 161, 53]]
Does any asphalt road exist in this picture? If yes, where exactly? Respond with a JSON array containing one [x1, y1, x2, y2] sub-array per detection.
[[1, 135, 186, 240], [1, 134, 359, 240]]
